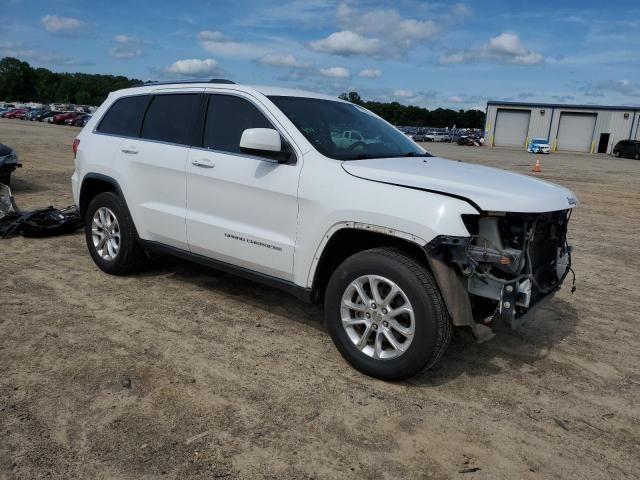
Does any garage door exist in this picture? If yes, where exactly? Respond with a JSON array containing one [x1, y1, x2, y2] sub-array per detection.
[[557, 113, 596, 153], [494, 109, 531, 147]]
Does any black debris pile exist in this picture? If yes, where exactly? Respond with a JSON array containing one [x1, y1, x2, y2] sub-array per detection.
[[0, 184, 82, 239]]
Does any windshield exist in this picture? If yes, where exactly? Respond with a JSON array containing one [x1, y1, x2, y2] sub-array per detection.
[[532, 139, 548, 144], [268, 96, 429, 160]]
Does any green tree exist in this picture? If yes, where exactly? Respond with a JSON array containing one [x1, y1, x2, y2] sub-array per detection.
[[0, 57, 35, 101], [338, 91, 485, 128], [0, 57, 143, 106]]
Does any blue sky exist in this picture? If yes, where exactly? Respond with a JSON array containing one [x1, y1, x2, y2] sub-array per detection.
[[1, 0, 639, 110]]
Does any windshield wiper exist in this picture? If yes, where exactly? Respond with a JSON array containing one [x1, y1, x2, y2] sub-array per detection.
[[344, 153, 376, 160], [386, 152, 432, 158], [343, 152, 431, 160]]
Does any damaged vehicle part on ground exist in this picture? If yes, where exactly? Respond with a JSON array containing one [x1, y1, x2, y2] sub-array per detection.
[[425, 210, 575, 338], [0, 184, 82, 239]]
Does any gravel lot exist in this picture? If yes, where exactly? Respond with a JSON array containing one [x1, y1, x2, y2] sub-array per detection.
[[1, 118, 639, 479]]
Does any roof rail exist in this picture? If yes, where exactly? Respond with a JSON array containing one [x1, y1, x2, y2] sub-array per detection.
[[144, 79, 236, 86]]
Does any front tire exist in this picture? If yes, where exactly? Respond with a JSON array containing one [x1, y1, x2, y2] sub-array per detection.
[[324, 248, 452, 380], [85, 192, 144, 275]]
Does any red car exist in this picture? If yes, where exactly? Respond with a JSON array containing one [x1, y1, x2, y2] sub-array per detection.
[[48, 112, 81, 125], [2, 109, 26, 119]]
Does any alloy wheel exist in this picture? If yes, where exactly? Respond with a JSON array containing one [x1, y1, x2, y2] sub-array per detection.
[[340, 275, 415, 360], [91, 207, 121, 261]]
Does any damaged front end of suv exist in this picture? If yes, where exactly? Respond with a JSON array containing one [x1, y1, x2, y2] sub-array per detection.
[[426, 209, 575, 340]]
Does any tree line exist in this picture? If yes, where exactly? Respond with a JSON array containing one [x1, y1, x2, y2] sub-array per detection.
[[0, 57, 142, 106], [339, 91, 485, 129]]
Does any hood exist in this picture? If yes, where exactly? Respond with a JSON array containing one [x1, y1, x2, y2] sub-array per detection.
[[342, 156, 577, 213]]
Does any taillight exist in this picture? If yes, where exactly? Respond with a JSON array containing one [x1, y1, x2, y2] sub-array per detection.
[[72, 138, 80, 157]]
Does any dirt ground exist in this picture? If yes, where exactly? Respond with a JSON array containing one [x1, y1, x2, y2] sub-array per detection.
[[1, 118, 639, 480]]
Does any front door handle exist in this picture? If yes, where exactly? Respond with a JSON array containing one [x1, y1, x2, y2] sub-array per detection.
[[192, 158, 215, 168], [121, 147, 138, 154]]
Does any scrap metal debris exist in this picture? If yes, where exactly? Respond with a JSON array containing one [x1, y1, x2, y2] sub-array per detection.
[[0, 183, 82, 239]]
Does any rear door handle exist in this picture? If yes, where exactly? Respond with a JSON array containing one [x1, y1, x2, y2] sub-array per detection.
[[121, 147, 138, 154], [192, 158, 215, 168]]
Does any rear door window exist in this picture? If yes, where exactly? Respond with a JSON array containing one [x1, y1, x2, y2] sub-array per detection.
[[202, 94, 272, 153], [141, 94, 202, 146], [97, 95, 150, 137]]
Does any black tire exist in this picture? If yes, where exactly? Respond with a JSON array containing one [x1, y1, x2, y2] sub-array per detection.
[[324, 247, 452, 380], [0, 173, 10, 186], [85, 192, 144, 275]]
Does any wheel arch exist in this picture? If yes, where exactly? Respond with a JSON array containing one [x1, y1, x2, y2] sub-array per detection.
[[309, 223, 428, 302], [310, 223, 492, 341], [79, 173, 124, 219]]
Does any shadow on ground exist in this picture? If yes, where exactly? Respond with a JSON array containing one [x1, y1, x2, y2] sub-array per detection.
[[412, 298, 578, 386], [135, 256, 579, 386]]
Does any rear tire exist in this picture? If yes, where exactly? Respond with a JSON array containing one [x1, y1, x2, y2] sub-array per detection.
[[85, 192, 144, 275], [324, 247, 452, 380]]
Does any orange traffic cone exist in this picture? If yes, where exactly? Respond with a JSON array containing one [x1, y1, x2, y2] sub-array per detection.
[[532, 158, 541, 173]]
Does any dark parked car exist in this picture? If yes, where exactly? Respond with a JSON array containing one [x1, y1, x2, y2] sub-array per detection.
[[612, 140, 640, 159], [24, 109, 45, 121], [34, 110, 56, 122], [0, 143, 21, 185]]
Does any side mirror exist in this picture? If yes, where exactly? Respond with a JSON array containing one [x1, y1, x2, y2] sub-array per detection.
[[239, 128, 291, 163]]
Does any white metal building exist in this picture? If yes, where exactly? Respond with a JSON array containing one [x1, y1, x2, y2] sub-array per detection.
[[485, 101, 640, 154]]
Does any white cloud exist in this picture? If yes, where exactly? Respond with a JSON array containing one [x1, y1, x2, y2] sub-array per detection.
[[488, 32, 528, 56], [197, 30, 227, 42], [0, 40, 91, 66], [257, 53, 311, 69], [440, 32, 544, 65], [115, 34, 135, 43], [393, 89, 415, 98], [310, 30, 381, 56], [319, 66, 350, 78], [487, 33, 544, 64], [164, 58, 222, 77], [198, 30, 271, 58], [440, 53, 466, 64], [586, 79, 640, 97], [333, 2, 437, 57], [109, 35, 145, 59], [448, 95, 465, 103], [109, 46, 143, 59], [452, 3, 473, 16], [358, 68, 382, 79], [41, 14, 85, 34]]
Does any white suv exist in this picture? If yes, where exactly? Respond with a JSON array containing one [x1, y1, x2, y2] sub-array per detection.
[[71, 80, 577, 380]]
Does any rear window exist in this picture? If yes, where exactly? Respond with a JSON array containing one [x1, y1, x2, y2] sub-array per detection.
[[141, 94, 202, 146], [97, 95, 150, 137]]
